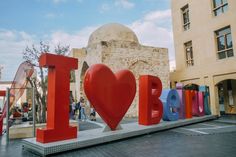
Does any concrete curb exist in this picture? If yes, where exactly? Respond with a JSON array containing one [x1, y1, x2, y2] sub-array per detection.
[[22, 115, 217, 156]]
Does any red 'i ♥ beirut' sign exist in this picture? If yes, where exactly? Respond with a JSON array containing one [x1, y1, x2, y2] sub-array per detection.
[[36, 53, 210, 143], [84, 64, 136, 130]]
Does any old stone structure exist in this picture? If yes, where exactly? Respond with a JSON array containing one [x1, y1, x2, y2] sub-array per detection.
[[69, 23, 169, 117]]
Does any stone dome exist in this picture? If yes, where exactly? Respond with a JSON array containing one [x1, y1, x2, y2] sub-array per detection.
[[88, 23, 139, 46]]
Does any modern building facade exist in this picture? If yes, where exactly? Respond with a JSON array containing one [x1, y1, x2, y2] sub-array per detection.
[[69, 23, 169, 117], [170, 0, 236, 115]]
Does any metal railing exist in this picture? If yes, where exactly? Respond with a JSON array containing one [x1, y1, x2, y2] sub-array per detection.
[[5, 87, 36, 144]]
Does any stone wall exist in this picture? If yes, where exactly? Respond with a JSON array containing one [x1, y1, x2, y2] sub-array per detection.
[[70, 23, 169, 117], [79, 41, 169, 117]]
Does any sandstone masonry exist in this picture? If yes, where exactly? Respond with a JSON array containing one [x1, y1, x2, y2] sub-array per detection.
[[70, 23, 169, 117]]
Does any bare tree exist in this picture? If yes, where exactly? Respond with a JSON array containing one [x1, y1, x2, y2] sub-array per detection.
[[23, 41, 69, 123]]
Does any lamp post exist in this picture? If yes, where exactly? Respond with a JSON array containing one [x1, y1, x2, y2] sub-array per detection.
[[24, 69, 36, 137]]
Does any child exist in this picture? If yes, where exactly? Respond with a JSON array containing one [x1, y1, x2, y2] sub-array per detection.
[[90, 106, 96, 121]]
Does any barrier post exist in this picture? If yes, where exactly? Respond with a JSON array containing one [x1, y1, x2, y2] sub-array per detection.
[[0, 90, 6, 136], [6, 88, 10, 144], [32, 87, 36, 137]]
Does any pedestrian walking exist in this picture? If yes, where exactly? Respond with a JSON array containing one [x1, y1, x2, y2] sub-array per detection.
[[76, 101, 81, 120], [90, 106, 96, 121], [72, 101, 76, 120], [80, 97, 87, 121]]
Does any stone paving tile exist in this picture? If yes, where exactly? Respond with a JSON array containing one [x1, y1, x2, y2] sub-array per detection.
[[214, 115, 236, 124], [48, 131, 236, 157], [1, 116, 236, 157], [171, 120, 236, 136], [93, 117, 138, 125], [78, 120, 102, 131]]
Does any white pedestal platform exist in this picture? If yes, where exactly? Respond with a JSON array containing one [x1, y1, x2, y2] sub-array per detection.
[[9, 120, 78, 139], [22, 115, 217, 156]]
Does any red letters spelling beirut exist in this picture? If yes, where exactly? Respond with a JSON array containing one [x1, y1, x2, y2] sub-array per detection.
[[36, 53, 210, 143]]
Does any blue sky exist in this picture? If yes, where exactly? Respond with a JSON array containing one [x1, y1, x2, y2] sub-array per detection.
[[0, 0, 174, 81]]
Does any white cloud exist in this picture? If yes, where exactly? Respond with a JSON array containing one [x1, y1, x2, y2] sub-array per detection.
[[0, 29, 35, 80], [131, 21, 172, 46], [169, 60, 176, 72], [129, 9, 175, 70], [144, 9, 171, 21], [0, 30, 35, 56], [0, 30, 15, 40], [0, 8, 176, 81], [115, 0, 135, 9], [99, 0, 135, 13], [0, 26, 98, 81], [49, 26, 98, 48], [100, 3, 111, 13]]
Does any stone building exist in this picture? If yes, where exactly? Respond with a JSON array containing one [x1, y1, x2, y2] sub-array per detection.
[[170, 0, 236, 115], [69, 23, 169, 117]]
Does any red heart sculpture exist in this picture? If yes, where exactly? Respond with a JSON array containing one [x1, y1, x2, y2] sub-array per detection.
[[84, 64, 136, 130]]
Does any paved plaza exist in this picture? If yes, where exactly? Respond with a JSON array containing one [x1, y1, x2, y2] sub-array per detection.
[[1, 115, 236, 157]]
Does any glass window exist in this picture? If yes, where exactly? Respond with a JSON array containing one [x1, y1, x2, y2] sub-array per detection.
[[223, 4, 228, 12], [184, 41, 194, 66], [215, 26, 234, 59], [213, 0, 222, 7], [217, 36, 225, 51], [213, 0, 228, 16], [218, 51, 226, 59], [216, 27, 230, 36], [226, 34, 232, 48], [222, 0, 227, 4], [181, 5, 190, 31], [227, 49, 234, 57]]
